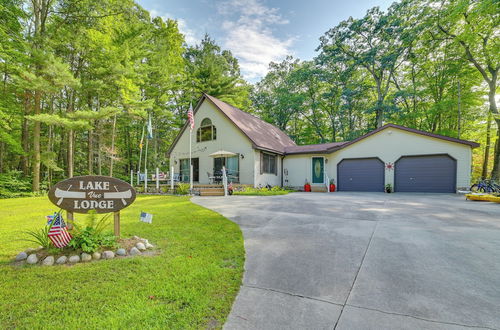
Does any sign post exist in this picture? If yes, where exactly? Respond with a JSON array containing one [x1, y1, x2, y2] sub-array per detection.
[[48, 176, 136, 236]]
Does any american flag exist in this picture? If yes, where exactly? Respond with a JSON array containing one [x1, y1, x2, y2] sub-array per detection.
[[48, 213, 72, 248], [187, 103, 194, 131]]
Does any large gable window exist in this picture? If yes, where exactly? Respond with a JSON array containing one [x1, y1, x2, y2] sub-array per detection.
[[261, 152, 277, 175], [197, 118, 217, 142]]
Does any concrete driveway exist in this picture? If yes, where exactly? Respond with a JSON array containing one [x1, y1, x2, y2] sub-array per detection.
[[192, 193, 500, 330]]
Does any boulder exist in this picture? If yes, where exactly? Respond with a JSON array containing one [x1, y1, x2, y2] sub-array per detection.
[[136, 242, 146, 251], [116, 248, 126, 256], [146, 243, 154, 249], [133, 235, 140, 240], [81, 253, 92, 262], [56, 256, 68, 264], [129, 247, 141, 256], [92, 252, 101, 260], [42, 256, 55, 266], [69, 255, 80, 263], [102, 251, 115, 259], [140, 238, 149, 244], [15, 252, 28, 261], [26, 254, 38, 264]]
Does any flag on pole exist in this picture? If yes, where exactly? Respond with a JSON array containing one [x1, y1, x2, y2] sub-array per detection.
[[48, 213, 72, 248], [139, 134, 144, 150], [147, 114, 153, 139], [188, 103, 194, 131]]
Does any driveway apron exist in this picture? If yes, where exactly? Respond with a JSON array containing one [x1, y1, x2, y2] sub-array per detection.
[[193, 193, 500, 330]]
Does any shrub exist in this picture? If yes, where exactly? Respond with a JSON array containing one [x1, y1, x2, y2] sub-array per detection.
[[176, 183, 190, 195], [24, 225, 53, 249], [68, 211, 116, 253], [0, 171, 34, 198]]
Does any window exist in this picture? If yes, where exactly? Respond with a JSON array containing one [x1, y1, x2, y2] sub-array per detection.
[[196, 118, 216, 142], [261, 152, 277, 175], [180, 159, 190, 182]]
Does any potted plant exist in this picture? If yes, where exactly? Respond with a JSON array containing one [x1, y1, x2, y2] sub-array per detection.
[[329, 179, 336, 192], [304, 180, 311, 192], [385, 183, 392, 193]]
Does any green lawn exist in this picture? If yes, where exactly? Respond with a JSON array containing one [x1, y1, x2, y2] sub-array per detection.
[[0, 195, 244, 329]]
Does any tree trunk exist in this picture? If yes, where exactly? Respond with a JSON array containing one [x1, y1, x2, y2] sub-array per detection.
[[21, 91, 30, 175], [481, 111, 492, 179], [32, 90, 41, 192], [109, 114, 117, 177], [488, 77, 499, 180], [0, 142, 4, 173], [375, 81, 383, 128], [88, 127, 93, 174], [97, 121, 102, 176]]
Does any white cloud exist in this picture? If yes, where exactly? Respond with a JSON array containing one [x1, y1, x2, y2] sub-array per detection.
[[149, 9, 198, 46], [218, 0, 295, 81]]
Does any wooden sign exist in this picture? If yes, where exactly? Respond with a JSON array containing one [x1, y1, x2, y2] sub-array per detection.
[[48, 176, 136, 214]]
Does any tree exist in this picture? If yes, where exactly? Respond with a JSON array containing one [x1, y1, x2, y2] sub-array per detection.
[[430, 0, 499, 178]]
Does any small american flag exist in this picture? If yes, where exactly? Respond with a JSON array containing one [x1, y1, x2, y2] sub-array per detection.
[[48, 213, 72, 248], [187, 103, 194, 131]]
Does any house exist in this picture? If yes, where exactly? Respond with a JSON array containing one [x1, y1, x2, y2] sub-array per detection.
[[167, 94, 479, 193]]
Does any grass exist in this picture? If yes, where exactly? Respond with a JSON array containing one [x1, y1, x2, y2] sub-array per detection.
[[0, 195, 244, 329], [233, 187, 294, 196]]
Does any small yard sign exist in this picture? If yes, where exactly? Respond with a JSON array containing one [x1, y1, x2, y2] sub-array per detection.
[[48, 176, 136, 236], [140, 212, 153, 224]]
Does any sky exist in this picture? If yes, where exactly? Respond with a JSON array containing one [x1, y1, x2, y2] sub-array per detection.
[[136, 0, 394, 82]]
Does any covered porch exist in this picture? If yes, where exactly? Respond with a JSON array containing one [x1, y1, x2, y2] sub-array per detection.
[[179, 150, 241, 184]]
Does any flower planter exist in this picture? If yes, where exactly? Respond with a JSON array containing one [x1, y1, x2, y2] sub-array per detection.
[[304, 184, 311, 192], [329, 184, 336, 192]]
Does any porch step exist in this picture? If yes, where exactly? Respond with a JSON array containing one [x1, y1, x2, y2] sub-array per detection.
[[198, 188, 225, 196], [311, 185, 328, 192]]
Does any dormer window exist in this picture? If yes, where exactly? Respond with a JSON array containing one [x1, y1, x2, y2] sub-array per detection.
[[197, 118, 217, 142]]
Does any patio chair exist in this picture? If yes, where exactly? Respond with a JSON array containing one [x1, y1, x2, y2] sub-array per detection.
[[207, 172, 215, 184]]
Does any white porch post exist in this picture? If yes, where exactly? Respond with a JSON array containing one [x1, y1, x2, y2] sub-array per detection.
[[156, 167, 160, 192], [170, 165, 174, 192]]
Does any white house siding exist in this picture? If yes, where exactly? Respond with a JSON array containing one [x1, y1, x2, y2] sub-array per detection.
[[169, 101, 255, 184], [254, 150, 282, 187], [284, 127, 472, 190]]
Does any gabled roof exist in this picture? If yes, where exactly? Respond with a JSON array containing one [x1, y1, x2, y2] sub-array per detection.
[[167, 94, 296, 156], [284, 123, 479, 155]]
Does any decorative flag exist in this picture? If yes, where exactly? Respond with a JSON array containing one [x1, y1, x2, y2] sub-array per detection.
[[187, 103, 194, 131], [140, 212, 153, 224], [139, 135, 144, 150], [46, 213, 55, 225], [147, 115, 153, 139], [48, 213, 72, 248]]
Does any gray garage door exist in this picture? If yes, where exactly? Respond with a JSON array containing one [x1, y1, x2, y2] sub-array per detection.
[[337, 158, 384, 192], [395, 155, 456, 193]]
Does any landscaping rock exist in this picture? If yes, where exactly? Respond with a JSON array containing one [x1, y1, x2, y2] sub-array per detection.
[[56, 256, 68, 264], [136, 242, 146, 251], [133, 235, 140, 240], [116, 248, 126, 256], [146, 243, 154, 249], [16, 252, 28, 261], [140, 238, 149, 244], [26, 254, 38, 264], [92, 252, 101, 260], [25, 248, 37, 254], [81, 253, 92, 262], [129, 247, 141, 256], [42, 256, 55, 266], [102, 251, 115, 259], [69, 255, 80, 263]]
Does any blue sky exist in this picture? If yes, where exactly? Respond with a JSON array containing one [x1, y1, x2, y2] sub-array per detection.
[[136, 0, 394, 82]]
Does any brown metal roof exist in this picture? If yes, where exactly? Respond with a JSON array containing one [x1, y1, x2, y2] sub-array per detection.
[[285, 142, 346, 154], [204, 94, 296, 154], [167, 94, 296, 156], [167, 95, 479, 157]]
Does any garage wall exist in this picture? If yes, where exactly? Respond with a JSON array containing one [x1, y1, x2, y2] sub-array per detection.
[[169, 100, 255, 184], [325, 128, 472, 190], [283, 154, 334, 188], [284, 128, 472, 190]]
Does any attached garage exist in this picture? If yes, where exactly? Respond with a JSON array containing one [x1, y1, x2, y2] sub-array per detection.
[[394, 154, 456, 193], [337, 158, 385, 192]]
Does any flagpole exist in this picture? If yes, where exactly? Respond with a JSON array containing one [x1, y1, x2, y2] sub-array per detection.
[[189, 127, 193, 193]]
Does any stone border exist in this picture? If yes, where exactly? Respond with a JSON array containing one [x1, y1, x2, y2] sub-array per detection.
[[14, 237, 155, 266]]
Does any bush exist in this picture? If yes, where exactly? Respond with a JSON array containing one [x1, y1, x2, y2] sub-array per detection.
[[176, 183, 190, 195], [24, 225, 53, 249], [68, 211, 116, 253], [0, 171, 34, 198]]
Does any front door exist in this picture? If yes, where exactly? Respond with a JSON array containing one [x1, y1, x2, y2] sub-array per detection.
[[192, 158, 199, 182], [312, 157, 324, 184]]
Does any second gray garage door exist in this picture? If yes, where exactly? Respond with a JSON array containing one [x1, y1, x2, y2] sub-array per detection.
[[337, 158, 385, 192], [395, 154, 456, 193]]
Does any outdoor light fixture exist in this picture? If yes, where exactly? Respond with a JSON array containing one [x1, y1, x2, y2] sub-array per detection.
[[325, 159, 328, 163], [240, 154, 244, 159], [174, 160, 178, 165]]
